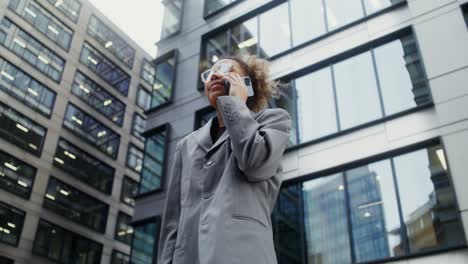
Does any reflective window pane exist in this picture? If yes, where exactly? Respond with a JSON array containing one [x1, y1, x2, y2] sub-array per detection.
[[112, 250, 130, 264], [0, 102, 47, 156], [0, 18, 65, 82], [139, 126, 168, 194], [160, 0, 183, 39], [115, 212, 133, 245], [230, 17, 258, 57], [33, 219, 102, 263], [130, 218, 160, 264], [151, 51, 177, 110], [203, 31, 228, 72], [205, 0, 239, 16], [9, 0, 74, 50], [79, 42, 130, 96], [141, 59, 155, 86], [87, 16, 136, 68], [46, 0, 81, 22], [131, 113, 146, 142], [43, 176, 109, 233], [325, 0, 364, 31], [72, 72, 126, 126], [126, 144, 143, 174], [334, 51, 382, 130], [121, 176, 138, 207], [258, 3, 291, 58], [0, 150, 36, 199], [136, 86, 151, 111], [363, 0, 394, 15], [290, 0, 326, 46], [54, 138, 115, 194], [0, 202, 25, 247], [63, 103, 120, 159], [0, 57, 56, 116]]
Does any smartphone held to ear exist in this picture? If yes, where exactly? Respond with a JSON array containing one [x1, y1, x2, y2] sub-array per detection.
[[224, 77, 254, 97]]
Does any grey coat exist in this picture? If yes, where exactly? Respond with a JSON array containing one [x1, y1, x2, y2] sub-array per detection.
[[157, 95, 292, 264]]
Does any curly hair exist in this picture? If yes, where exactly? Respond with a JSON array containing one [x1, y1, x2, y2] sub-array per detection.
[[221, 55, 286, 112]]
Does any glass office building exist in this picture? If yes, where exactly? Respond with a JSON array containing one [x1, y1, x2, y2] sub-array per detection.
[[0, 0, 155, 263], [134, 0, 468, 264]]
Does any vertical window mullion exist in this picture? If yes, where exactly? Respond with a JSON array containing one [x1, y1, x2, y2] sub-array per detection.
[[298, 184, 309, 264], [291, 80, 301, 144], [359, 0, 368, 16], [287, 0, 294, 48], [343, 171, 356, 263], [322, 0, 330, 33], [370, 48, 386, 117], [330, 64, 341, 131]]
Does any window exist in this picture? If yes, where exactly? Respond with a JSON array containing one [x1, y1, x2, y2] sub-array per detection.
[[33, 219, 102, 263], [63, 103, 120, 159], [0, 202, 25, 247], [8, 0, 74, 51], [140, 59, 155, 86], [53, 138, 115, 194], [204, 0, 243, 17], [149, 50, 177, 111], [0, 256, 14, 264], [0, 150, 36, 199], [121, 176, 138, 207], [136, 86, 151, 111], [0, 18, 65, 82], [139, 124, 169, 195], [111, 250, 130, 264], [79, 42, 130, 96], [46, 0, 81, 22], [71, 71, 126, 126], [130, 217, 161, 264], [0, 101, 47, 156], [194, 106, 216, 130], [131, 113, 146, 143], [160, 0, 183, 39], [272, 30, 430, 147], [87, 16, 135, 68], [43, 176, 109, 233], [272, 139, 466, 263], [126, 144, 143, 174], [0, 57, 56, 117], [115, 212, 133, 245]]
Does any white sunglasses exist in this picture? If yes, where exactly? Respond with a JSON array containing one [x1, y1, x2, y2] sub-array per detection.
[[200, 62, 233, 83]]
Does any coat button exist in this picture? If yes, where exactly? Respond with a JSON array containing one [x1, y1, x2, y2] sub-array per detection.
[[205, 160, 214, 166]]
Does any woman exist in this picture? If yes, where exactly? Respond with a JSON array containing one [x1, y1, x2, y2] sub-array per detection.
[[157, 55, 292, 264]]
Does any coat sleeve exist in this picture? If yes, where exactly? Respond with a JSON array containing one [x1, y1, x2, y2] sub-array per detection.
[[157, 142, 182, 264], [216, 95, 292, 182]]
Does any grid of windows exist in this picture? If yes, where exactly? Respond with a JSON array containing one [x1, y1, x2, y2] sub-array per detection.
[[0, 150, 36, 199], [136, 85, 151, 111], [115, 212, 133, 245], [121, 176, 138, 207], [272, 30, 430, 147], [33, 219, 102, 263], [204, 0, 243, 17], [131, 113, 146, 143], [43, 176, 109, 233], [140, 59, 155, 86], [0, 202, 25, 247], [126, 144, 143, 174], [63, 103, 120, 159], [87, 15, 136, 68], [0, 18, 65, 82], [272, 140, 466, 263], [111, 250, 130, 264], [0, 57, 56, 116], [46, 0, 81, 22], [79, 42, 130, 96], [130, 217, 160, 264], [53, 138, 115, 194], [139, 125, 169, 195], [160, 0, 183, 39], [8, 0, 74, 51], [0, 102, 47, 156], [150, 50, 177, 111], [71, 71, 126, 126]]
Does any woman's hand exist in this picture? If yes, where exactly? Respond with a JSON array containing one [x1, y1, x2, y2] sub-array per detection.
[[223, 72, 248, 103]]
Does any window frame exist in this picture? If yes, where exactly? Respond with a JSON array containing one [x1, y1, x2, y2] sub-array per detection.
[[131, 112, 147, 143], [203, 0, 245, 19], [0, 149, 37, 200], [136, 85, 151, 112], [126, 143, 144, 175], [0, 201, 26, 247], [114, 211, 133, 245], [120, 175, 138, 208], [45, 0, 82, 23], [157, 0, 184, 41], [111, 249, 130, 264], [129, 216, 162, 264], [194, 105, 216, 130]]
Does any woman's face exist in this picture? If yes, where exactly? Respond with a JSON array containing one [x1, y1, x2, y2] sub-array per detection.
[[204, 59, 245, 108]]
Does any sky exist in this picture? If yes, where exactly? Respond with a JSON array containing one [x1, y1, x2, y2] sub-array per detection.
[[87, 0, 164, 58]]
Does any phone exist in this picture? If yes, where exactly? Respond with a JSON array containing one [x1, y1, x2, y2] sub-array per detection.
[[224, 76, 254, 97]]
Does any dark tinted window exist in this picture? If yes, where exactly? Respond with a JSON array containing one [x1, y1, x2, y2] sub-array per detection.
[[120, 176, 138, 207], [0, 150, 36, 199], [131, 113, 146, 143], [0, 202, 25, 247], [111, 250, 130, 264], [130, 218, 160, 264], [150, 51, 177, 110], [115, 212, 133, 245]]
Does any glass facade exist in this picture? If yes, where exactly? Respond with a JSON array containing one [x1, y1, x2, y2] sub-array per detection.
[[33, 219, 102, 264], [0, 57, 56, 116], [0, 202, 25, 247], [0, 102, 47, 156], [8, 0, 74, 51], [115, 212, 133, 245], [272, 141, 466, 264], [111, 250, 130, 264], [141, 59, 155, 86], [150, 51, 177, 110], [204, 0, 242, 16], [43, 176, 109, 233], [0, 150, 36, 199], [46, 0, 81, 22], [139, 125, 168, 195], [53, 138, 115, 194], [63, 103, 120, 159], [0, 18, 65, 82], [160, 0, 183, 39], [131, 113, 146, 142], [130, 218, 160, 264], [121, 176, 138, 207], [126, 144, 143, 174], [79, 42, 130, 96], [71, 71, 126, 126], [136, 85, 151, 111], [87, 15, 136, 68], [273, 32, 430, 147]]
